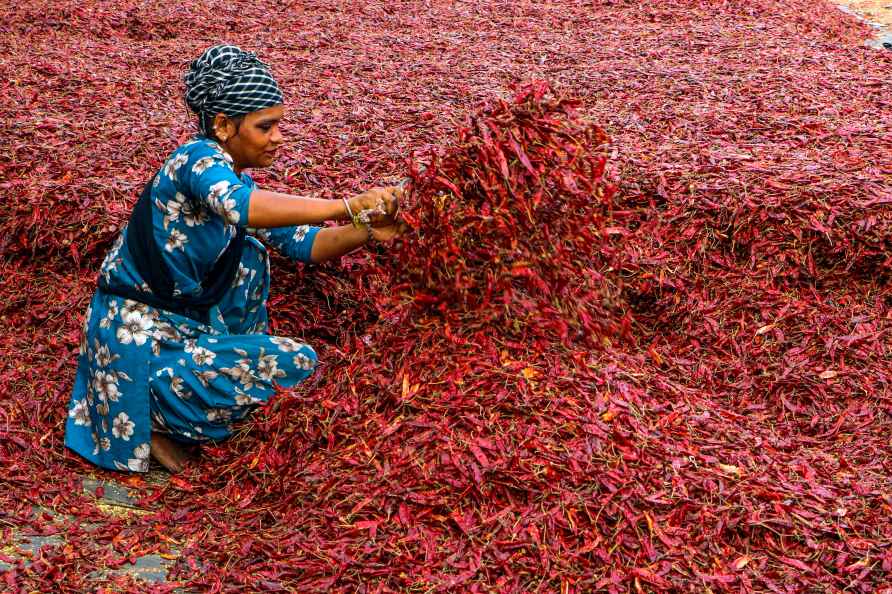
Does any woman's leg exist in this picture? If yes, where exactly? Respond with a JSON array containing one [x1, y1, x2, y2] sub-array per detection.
[[150, 432, 192, 473], [148, 332, 318, 451], [148, 237, 317, 469]]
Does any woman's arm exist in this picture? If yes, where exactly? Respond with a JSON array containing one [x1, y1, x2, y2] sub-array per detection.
[[309, 223, 404, 263], [247, 186, 403, 229], [309, 225, 369, 263], [247, 189, 346, 228]]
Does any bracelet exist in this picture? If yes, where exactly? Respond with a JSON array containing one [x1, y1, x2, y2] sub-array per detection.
[[365, 224, 374, 245], [342, 197, 355, 224]]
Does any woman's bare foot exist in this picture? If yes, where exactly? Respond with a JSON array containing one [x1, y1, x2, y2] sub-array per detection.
[[150, 432, 190, 474]]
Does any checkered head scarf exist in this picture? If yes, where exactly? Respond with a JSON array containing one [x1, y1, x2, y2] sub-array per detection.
[[184, 45, 283, 135]]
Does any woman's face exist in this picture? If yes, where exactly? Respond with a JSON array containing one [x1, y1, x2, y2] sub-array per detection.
[[214, 105, 285, 171]]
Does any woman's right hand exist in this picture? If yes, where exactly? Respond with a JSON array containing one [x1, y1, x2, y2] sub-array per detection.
[[369, 221, 408, 243], [347, 186, 402, 227]]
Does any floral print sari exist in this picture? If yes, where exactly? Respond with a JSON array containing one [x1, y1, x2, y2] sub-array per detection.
[[65, 137, 320, 472]]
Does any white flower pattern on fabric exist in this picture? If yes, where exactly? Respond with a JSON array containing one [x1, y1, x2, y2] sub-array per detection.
[[170, 375, 192, 399], [184, 205, 208, 227], [164, 192, 208, 229], [163, 193, 184, 229], [92, 370, 121, 403], [192, 156, 219, 175], [220, 358, 257, 391], [100, 301, 119, 330], [232, 263, 251, 288], [270, 337, 306, 353], [117, 307, 155, 346], [80, 303, 94, 356], [69, 399, 91, 426], [93, 341, 118, 368], [154, 321, 180, 343], [234, 390, 261, 406], [207, 180, 242, 224], [257, 350, 286, 382], [292, 225, 310, 243], [293, 352, 316, 371], [165, 228, 188, 252], [112, 412, 135, 441], [191, 346, 217, 366], [206, 408, 232, 423], [193, 369, 219, 388], [99, 233, 125, 283], [121, 300, 149, 318], [163, 153, 189, 181], [127, 443, 151, 472], [133, 442, 150, 459]]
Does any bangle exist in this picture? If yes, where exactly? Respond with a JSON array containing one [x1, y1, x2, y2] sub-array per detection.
[[365, 224, 374, 245], [342, 197, 355, 223]]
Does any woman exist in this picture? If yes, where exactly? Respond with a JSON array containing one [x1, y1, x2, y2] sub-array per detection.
[[65, 45, 402, 473]]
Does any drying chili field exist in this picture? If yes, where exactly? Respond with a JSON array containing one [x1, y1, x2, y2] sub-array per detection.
[[2, 0, 892, 592]]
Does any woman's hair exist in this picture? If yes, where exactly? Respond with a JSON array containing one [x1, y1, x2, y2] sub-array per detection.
[[199, 112, 245, 141]]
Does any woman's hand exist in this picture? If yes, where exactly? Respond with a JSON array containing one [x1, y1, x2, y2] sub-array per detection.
[[369, 221, 407, 243], [347, 186, 402, 227]]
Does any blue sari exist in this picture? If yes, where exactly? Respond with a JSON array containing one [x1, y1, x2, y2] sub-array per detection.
[[65, 137, 320, 472]]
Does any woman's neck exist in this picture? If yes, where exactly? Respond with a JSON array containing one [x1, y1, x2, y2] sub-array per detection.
[[205, 136, 246, 176]]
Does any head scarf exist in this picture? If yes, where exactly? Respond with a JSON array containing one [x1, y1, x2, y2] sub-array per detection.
[[184, 45, 283, 135]]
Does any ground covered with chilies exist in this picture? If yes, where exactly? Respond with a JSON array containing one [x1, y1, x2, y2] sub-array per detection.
[[2, 0, 892, 591]]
